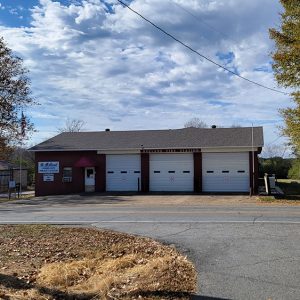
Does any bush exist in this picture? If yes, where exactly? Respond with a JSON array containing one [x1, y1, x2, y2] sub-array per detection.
[[288, 159, 300, 179], [259, 157, 292, 178]]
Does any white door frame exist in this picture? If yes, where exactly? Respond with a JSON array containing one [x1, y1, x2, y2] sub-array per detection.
[[85, 167, 95, 192]]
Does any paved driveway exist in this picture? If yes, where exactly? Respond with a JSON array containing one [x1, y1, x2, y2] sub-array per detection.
[[0, 194, 299, 299]]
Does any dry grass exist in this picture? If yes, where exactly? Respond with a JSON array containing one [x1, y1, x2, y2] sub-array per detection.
[[0, 193, 34, 203], [0, 225, 196, 299], [37, 253, 194, 299]]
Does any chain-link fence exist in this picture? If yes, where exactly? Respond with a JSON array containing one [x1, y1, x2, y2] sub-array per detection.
[[0, 170, 12, 193]]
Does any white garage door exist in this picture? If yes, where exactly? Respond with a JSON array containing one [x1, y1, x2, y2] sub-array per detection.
[[202, 152, 249, 192], [150, 153, 194, 191], [106, 155, 141, 191]]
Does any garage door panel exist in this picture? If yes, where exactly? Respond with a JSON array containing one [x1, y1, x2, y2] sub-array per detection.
[[106, 155, 140, 191], [150, 154, 194, 191], [202, 152, 249, 192], [203, 176, 249, 192]]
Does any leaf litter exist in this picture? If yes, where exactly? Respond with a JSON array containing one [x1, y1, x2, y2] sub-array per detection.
[[0, 225, 196, 299]]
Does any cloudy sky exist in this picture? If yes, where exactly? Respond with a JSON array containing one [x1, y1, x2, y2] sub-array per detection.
[[0, 0, 291, 153]]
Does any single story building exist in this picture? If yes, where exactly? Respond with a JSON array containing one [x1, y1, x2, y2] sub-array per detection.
[[30, 127, 263, 196]]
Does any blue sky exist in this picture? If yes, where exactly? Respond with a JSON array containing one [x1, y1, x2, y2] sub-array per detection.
[[0, 0, 291, 155]]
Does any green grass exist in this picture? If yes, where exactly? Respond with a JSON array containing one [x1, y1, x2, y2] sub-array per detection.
[[277, 178, 300, 184], [258, 196, 277, 202], [276, 179, 300, 201], [258, 179, 300, 202]]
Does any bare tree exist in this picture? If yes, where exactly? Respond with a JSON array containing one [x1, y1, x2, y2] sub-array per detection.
[[262, 144, 287, 158], [184, 117, 208, 128], [58, 118, 86, 133], [230, 123, 242, 128]]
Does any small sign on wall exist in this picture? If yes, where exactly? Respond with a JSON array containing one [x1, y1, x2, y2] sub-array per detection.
[[43, 174, 54, 182], [38, 162, 59, 173], [9, 181, 16, 188]]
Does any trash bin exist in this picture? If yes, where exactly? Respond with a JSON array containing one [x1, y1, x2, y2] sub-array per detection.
[[269, 175, 276, 190]]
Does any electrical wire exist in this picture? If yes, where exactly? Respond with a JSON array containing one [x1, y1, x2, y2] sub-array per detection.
[[171, 0, 257, 52], [116, 0, 288, 95], [268, 135, 283, 145], [171, 1, 241, 44]]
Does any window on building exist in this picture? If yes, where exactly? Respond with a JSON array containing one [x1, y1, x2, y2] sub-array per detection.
[[62, 167, 72, 182]]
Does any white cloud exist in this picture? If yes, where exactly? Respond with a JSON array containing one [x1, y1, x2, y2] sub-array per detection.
[[0, 0, 290, 151]]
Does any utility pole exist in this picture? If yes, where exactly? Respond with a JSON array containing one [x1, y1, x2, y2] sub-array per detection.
[[251, 123, 255, 195]]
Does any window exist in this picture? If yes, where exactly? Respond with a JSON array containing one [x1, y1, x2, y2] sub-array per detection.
[[62, 167, 72, 182], [222, 170, 229, 173], [107, 171, 114, 174], [168, 171, 175, 173], [237, 170, 245, 173], [134, 171, 140, 174], [183, 171, 190, 173], [86, 169, 94, 178], [120, 171, 127, 174], [154, 171, 160, 173], [207, 171, 214, 173]]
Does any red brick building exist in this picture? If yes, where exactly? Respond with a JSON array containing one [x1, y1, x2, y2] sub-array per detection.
[[30, 127, 263, 196]]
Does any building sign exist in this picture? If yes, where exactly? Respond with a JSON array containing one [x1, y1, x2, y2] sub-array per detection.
[[43, 174, 54, 182], [9, 181, 16, 188], [38, 162, 59, 173]]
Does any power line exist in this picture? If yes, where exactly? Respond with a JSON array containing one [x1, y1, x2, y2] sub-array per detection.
[[170, 0, 255, 51], [268, 135, 283, 145], [116, 0, 288, 95], [171, 1, 235, 42]]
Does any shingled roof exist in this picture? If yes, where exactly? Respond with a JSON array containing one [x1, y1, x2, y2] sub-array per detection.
[[30, 127, 264, 151]]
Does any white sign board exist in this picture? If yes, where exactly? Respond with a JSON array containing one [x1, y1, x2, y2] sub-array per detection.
[[43, 174, 54, 182], [9, 181, 16, 188], [38, 162, 59, 173]]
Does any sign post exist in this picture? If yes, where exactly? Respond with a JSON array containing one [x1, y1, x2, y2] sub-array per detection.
[[8, 180, 16, 200], [19, 148, 22, 198]]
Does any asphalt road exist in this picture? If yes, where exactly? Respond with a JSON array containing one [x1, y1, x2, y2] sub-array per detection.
[[0, 195, 299, 300]]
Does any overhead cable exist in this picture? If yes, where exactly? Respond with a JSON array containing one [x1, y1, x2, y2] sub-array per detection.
[[116, 0, 288, 95]]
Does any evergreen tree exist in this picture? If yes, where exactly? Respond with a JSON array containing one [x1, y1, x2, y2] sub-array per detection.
[[269, 0, 300, 154]]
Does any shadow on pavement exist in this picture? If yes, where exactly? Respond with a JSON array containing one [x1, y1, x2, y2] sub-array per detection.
[[7, 192, 192, 206], [5, 193, 136, 206], [3, 192, 250, 207], [191, 295, 231, 300]]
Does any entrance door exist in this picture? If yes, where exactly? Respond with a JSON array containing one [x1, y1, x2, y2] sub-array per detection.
[[85, 167, 95, 192]]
